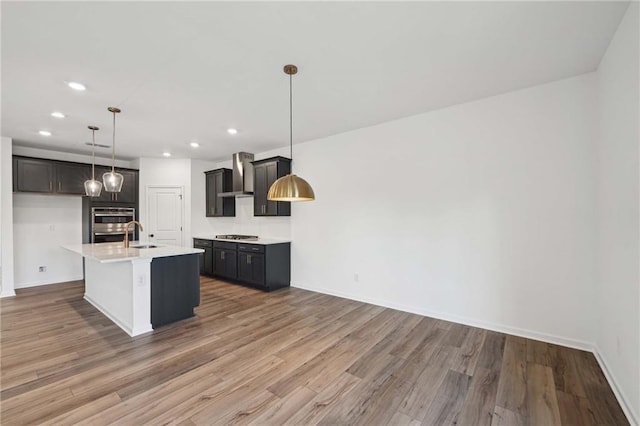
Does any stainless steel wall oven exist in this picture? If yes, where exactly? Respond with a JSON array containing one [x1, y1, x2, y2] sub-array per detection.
[[91, 207, 136, 243]]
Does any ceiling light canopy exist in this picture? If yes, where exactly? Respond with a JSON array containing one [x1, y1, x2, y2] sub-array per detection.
[[67, 81, 86, 91], [39, 130, 51, 136], [267, 64, 315, 203], [102, 107, 124, 192], [84, 126, 103, 197], [163, 152, 171, 157], [51, 111, 65, 119], [227, 128, 238, 135], [189, 142, 199, 148]]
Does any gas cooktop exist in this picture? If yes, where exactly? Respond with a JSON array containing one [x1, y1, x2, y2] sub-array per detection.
[[215, 234, 259, 241]]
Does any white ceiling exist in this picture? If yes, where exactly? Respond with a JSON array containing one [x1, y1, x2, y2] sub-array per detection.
[[1, 1, 629, 162]]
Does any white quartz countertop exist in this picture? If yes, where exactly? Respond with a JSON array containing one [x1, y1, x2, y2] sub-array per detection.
[[63, 242, 204, 264], [193, 236, 291, 245]]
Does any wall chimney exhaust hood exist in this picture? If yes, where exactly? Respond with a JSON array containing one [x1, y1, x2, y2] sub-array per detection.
[[219, 152, 255, 197]]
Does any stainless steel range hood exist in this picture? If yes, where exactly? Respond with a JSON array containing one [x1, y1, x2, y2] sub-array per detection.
[[219, 152, 254, 197]]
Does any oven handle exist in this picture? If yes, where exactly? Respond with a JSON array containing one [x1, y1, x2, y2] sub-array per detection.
[[93, 213, 135, 217], [93, 231, 134, 236]]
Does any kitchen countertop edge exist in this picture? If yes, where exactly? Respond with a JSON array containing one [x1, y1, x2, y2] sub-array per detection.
[[193, 236, 291, 245], [63, 242, 204, 263]]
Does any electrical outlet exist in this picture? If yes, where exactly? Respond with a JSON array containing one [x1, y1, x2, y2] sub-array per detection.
[[38, 266, 46, 272], [354, 273, 359, 282]]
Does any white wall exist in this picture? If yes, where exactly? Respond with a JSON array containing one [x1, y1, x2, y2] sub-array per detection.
[[290, 73, 599, 348], [595, 3, 640, 423], [190, 148, 292, 242], [1, 137, 16, 297], [138, 158, 191, 246], [13, 193, 84, 288]]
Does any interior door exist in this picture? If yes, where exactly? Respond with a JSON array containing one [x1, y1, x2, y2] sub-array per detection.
[[147, 186, 183, 246]]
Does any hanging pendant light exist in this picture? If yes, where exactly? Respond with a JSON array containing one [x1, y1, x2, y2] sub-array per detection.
[[267, 64, 315, 202], [84, 126, 103, 197], [102, 106, 124, 192]]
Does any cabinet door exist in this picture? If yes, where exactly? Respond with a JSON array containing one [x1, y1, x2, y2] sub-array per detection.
[[253, 163, 267, 216], [205, 173, 216, 217], [56, 163, 91, 195], [203, 247, 213, 275], [265, 162, 278, 215], [237, 252, 252, 283], [238, 252, 265, 286], [214, 248, 237, 279], [15, 158, 54, 193], [224, 250, 237, 279], [213, 172, 224, 216], [114, 170, 137, 203]]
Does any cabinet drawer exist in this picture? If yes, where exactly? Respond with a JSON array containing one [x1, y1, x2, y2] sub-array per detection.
[[238, 244, 265, 253], [213, 241, 237, 250], [193, 239, 213, 248]]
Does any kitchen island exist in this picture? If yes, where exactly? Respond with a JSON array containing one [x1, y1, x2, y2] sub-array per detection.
[[64, 242, 203, 337]]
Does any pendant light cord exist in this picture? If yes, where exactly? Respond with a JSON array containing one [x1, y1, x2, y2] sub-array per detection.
[[289, 72, 293, 162], [111, 111, 116, 173], [91, 129, 96, 180]]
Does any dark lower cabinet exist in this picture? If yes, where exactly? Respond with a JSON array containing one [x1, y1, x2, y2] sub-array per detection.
[[197, 239, 290, 291], [213, 242, 238, 280], [238, 252, 266, 287], [150, 254, 200, 328], [194, 239, 213, 275]]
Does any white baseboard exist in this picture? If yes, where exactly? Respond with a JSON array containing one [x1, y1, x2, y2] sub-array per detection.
[[0, 289, 16, 298], [15, 275, 84, 289], [84, 294, 153, 338], [292, 283, 636, 425], [593, 346, 639, 426], [292, 283, 592, 351]]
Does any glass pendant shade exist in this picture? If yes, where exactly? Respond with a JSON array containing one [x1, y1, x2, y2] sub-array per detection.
[[102, 170, 124, 192], [84, 179, 103, 197], [84, 125, 103, 197], [268, 174, 315, 201]]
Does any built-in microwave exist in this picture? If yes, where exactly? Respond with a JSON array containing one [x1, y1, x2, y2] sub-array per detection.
[[91, 207, 135, 243]]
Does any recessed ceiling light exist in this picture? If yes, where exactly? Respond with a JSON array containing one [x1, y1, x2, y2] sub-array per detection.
[[163, 152, 171, 157], [67, 81, 86, 91], [190, 142, 200, 148], [51, 111, 65, 119], [227, 128, 238, 135], [39, 130, 52, 136]]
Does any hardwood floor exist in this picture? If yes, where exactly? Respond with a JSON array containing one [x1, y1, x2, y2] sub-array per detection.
[[0, 277, 628, 425]]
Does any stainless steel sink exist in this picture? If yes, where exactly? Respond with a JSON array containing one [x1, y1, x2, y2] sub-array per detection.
[[131, 244, 158, 249]]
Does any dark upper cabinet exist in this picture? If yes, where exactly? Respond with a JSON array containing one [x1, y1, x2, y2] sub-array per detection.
[[14, 157, 55, 193], [205, 168, 235, 217], [13, 156, 138, 203], [252, 156, 291, 217], [115, 170, 138, 203], [92, 166, 138, 204], [56, 163, 92, 195]]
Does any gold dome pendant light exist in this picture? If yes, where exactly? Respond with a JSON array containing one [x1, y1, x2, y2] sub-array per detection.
[[102, 107, 124, 192], [84, 126, 103, 197], [267, 64, 315, 202]]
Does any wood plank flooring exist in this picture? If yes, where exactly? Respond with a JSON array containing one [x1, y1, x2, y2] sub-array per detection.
[[0, 277, 629, 425]]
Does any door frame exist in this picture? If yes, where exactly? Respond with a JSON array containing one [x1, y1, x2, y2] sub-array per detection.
[[145, 185, 185, 247]]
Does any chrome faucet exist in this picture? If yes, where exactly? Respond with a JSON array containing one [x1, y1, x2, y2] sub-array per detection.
[[124, 221, 144, 248]]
